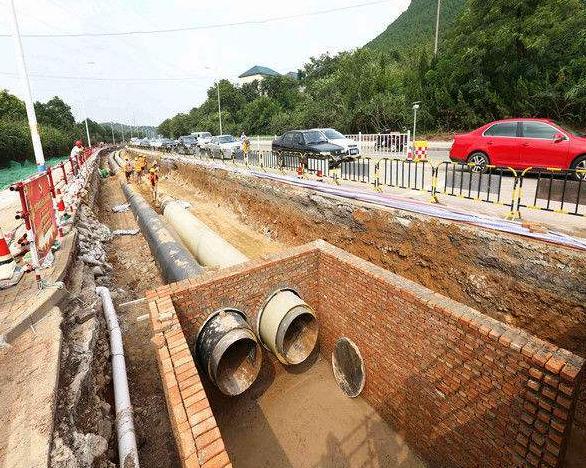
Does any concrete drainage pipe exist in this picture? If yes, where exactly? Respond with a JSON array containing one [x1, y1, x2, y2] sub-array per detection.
[[196, 308, 262, 396], [257, 288, 318, 365], [160, 196, 248, 268]]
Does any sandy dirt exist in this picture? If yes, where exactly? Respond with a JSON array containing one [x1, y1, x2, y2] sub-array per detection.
[[136, 171, 283, 259], [208, 355, 425, 468], [95, 169, 179, 467], [0, 308, 62, 468]]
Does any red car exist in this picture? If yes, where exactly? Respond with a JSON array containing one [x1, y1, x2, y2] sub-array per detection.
[[449, 118, 586, 174]]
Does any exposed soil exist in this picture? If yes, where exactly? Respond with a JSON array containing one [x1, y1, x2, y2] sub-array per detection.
[[208, 355, 425, 468], [154, 158, 586, 359], [95, 163, 179, 467]]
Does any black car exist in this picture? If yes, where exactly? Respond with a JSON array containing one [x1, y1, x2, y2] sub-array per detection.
[[272, 130, 345, 168]]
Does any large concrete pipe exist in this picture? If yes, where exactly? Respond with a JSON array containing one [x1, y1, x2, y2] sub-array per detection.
[[257, 288, 318, 365], [196, 308, 262, 396], [160, 196, 248, 268], [122, 183, 203, 283]]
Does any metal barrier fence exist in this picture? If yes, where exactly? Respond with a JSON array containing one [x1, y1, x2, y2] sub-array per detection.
[[345, 132, 410, 158], [130, 145, 585, 218], [517, 167, 585, 217], [378, 159, 431, 191]]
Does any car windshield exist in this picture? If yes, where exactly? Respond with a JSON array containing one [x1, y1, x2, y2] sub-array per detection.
[[218, 135, 236, 143], [201, 132, 212, 138], [303, 130, 327, 144], [554, 122, 585, 137], [183, 137, 196, 143], [323, 129, 345, 139]]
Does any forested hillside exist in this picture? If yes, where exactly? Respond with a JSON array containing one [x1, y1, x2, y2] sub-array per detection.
[[366, 0, 466, 55], [159, 0, 586, 138], [0, 90, 150, 167]]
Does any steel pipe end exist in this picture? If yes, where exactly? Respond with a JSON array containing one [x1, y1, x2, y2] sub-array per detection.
[[197, 308, 262, 396], [211, 328, 262, 396], [258, 288, 319, 366]]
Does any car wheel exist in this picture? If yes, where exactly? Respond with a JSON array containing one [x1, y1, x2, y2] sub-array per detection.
[[467, 152, 489, 173], [570, 156, 586, 181]]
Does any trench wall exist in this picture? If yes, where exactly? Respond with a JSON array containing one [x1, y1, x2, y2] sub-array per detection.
[[147, 241, 584, 468]]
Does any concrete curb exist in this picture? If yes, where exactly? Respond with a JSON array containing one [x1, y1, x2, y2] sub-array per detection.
[[2, 229, 77, 344]]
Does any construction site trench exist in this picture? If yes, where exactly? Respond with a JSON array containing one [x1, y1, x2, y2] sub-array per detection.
[[55, 147, 585, 467]]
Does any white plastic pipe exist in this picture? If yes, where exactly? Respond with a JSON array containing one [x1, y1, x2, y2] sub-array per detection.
[[96, 286, 139, 468]]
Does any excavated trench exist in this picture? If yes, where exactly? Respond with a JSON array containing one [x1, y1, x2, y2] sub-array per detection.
[[106, 149, 585, 466], [129, 149, 586, 435]]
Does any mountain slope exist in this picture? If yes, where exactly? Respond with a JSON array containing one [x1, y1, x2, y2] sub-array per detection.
[[366, 0, 466, 54]]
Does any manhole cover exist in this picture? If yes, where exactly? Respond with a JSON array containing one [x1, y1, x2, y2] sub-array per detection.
[[332, 337, 365, 397]]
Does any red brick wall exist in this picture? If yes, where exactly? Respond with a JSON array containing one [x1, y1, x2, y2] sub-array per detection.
[[147, 240, 584, 468], [148, 290, 232, 468]]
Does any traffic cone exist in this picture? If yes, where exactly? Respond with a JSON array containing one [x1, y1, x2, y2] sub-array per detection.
[[0, 228, 17, 281]]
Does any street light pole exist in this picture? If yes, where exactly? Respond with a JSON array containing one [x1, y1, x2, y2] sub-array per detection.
[[412, 102, 420, 149], [9, 0, 46, 171], [434, 0, 441, 56], [217, 80, 223, 134]]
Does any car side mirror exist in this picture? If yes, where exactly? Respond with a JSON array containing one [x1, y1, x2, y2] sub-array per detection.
[[553, 133, 565, 143]]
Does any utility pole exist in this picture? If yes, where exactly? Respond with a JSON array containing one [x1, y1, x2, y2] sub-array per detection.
[[110, 122, 116, 144], [412, 102, 420, 149], [9, 0, 46, 171], [217, 80, 223, 134], [434, 0, 441, 56], [81, 99, 92, 147]]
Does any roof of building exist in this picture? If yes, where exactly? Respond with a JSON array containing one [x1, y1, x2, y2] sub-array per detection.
[[238, 65, 280, 78], [286, 71, 299, 80]]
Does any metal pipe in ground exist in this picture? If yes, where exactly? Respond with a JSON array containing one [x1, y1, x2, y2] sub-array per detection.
[[160, 195, 319, 365], [96, 286, 139, 468], [196, 308, 262, 396], [121, 183, 203, 283], [122, 185, 261, 395]]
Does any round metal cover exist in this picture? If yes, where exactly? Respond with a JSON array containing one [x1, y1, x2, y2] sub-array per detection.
[[332, 337, 365, 398]]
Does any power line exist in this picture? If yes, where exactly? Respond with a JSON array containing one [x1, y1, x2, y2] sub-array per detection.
[[0, 71, 213, 81], [0, 0, 391, 38]]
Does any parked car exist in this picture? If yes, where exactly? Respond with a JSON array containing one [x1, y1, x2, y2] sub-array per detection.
[[450, 119, 586, 176], [272, 130, 345, 168], [177, 135, 198, 151], [314, 128, 359, 157], [192, 131, 213, 147], [138, 138, 151, 147], [160, 138, 177, 149], [208, 135, 241, 159]]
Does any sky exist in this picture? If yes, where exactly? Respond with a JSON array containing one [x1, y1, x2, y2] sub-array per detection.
[[0, 0, 409, 126]]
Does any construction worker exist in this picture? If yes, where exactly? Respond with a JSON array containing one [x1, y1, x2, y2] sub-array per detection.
[[70, 140, 83, 169], [148, 162, 160, 202], [133, 156, 143, 182], [123, 157, 133, 183], [242, 136, 250, 163]]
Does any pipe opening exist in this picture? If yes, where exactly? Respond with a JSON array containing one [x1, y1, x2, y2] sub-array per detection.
[[281, 311, 319, 365], [259, 288, 319, 366], [332, 337, 365, 398], [216, 337, 262, 396], [197, 308, 262, 396]]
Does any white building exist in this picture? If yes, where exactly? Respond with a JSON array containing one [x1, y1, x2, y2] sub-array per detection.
[[238, 65, 280, 85]]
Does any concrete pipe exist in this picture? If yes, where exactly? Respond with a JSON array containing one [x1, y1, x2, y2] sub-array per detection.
[[160, 196, 248, 268], [257, 288, 318, 365], [122, 183, 203, 283], [196, 308, 262, 396]]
